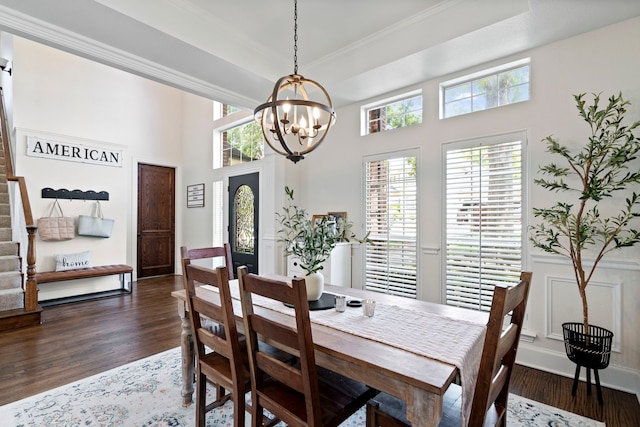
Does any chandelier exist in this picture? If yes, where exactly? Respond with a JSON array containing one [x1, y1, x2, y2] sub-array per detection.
[[254, 0, 336, 163]]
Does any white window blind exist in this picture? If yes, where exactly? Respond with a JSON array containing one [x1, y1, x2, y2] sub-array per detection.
[[444, 137, 523, 311], [365, 154, 418, 298], [212, 179, 224, 247]]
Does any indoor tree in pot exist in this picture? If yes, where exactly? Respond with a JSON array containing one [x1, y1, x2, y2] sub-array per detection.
[[277, 186, 365, 301], [530, 92, 640, 400]]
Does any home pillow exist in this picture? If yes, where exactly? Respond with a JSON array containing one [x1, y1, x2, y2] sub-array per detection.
[[55, 251, 92, 271]]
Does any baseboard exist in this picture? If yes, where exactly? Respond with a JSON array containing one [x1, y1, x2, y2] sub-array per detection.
[[517, 342, 640, 403]]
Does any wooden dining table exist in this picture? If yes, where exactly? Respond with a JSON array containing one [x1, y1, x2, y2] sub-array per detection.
[[171, 279, 488, 427]]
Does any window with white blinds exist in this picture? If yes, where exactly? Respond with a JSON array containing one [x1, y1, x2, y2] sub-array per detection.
[[365, 153, 418, 298], [444, 134, 523, 311]]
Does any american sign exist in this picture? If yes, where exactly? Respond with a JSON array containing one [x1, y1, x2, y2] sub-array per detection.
[[27, 136, 123, 167]]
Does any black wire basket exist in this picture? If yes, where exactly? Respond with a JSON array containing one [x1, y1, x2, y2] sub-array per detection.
[[562, 322, 613, 370]]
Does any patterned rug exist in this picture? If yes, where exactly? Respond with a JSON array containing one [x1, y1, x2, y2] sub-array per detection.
[[0, 347, 605, 427]]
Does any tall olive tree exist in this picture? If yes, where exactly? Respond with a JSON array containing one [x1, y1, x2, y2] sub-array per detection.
[[530, 92, 640, 331]]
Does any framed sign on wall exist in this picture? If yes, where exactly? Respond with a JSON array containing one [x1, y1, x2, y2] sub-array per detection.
[[187, 183, 205, 208]]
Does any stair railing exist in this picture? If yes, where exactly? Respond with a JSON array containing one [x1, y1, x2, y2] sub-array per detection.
[[0, 86, 38, 311]]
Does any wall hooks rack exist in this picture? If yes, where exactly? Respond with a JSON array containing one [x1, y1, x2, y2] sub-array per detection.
[[41, 188, 109, 201]]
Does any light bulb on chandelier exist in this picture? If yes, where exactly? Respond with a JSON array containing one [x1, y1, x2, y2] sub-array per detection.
[[254, 0, 336, 163]]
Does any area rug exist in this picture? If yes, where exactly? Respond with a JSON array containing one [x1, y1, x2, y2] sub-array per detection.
[[0, 347, 605, 427]]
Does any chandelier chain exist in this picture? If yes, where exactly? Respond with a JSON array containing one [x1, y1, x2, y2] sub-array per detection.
[[293, 0, 298, 74]]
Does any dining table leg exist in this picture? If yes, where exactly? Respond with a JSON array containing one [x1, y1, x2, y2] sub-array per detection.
[[176, 300, 195, 406], [405, 386, 442, 427]]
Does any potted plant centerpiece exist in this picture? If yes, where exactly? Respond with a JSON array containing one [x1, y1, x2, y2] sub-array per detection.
[[277, 187, 365, 300], [530, 92, 640, 398]]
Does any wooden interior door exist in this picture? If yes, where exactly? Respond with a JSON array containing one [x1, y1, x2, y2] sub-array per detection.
[[137, 163, 175, 278]]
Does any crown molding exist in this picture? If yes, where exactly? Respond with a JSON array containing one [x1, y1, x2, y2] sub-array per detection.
[[0, 4, 257, 106]]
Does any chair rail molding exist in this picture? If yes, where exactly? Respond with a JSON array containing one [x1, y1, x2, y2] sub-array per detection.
[[532, 252, 640, 271], [421, 245, 440, 255]]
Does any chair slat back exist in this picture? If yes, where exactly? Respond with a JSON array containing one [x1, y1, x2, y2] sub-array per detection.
[[181, 244, 234, 280], [238, 266, 323, 426], [182, 262, 244, 382], [469, 271, 532, 426]]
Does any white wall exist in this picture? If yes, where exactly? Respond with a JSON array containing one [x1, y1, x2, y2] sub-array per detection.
[[295, 17, 640, 395], [179, 94, 215, 251], [5, 16, 640, 396], [12, 37, 188, 300], [0, 32, 13, 131]]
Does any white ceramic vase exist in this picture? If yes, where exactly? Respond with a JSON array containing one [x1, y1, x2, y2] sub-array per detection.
[[304, 272, 325, 301]]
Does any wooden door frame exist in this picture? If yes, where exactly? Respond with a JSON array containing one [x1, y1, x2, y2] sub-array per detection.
[[132, 160, 180, 279]]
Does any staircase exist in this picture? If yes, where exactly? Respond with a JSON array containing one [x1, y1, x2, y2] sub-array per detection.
[[0, 146, 23, 313], [0, 141, 37, 332], [0, 85, 41, 331]]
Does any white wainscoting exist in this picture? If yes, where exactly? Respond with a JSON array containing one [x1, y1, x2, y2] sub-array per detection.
[[529, 253, 639, 398], [545, 275, 622, 352], [260, 234, 278, 276]]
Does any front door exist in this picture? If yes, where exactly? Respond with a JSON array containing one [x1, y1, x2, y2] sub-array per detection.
[[137, 163, 175, 277], [229, 172, 259, 273]]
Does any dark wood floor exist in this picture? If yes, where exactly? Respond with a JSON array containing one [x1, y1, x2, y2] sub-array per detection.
[[0, 275, 638, 426]]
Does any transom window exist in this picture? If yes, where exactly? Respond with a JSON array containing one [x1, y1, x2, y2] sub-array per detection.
[[362, 92, 422, 135], [213, 102, 264, 169], [214, 120, 264, 169], [441, 59, 530, 119]]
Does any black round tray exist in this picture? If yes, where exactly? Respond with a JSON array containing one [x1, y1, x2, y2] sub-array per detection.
[[284, 292, 335, 310]]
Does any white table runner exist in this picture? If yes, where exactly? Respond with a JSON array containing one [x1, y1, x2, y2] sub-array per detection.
[[203, 282, 486, 425]]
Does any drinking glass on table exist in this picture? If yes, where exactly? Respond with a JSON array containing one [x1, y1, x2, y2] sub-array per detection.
[[335, 295, 346, 312], [362, 299, 376, 317]]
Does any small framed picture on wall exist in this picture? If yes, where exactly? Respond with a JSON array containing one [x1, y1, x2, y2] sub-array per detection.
[[312, 214, 327, 226], [328, 212, 347, 224], [187, 183, 205, 208]]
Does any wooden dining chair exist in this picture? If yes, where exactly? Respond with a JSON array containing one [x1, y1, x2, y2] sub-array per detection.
[[181, 243, 237, 364], [182, 262, 249, 427], [181, 244, 234, 279], [366, 271, 533, 427], [237, 266, 378, 427]]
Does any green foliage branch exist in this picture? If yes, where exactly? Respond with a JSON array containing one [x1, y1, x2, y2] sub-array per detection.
[[276, 187, 368, 275], [530, 92, 640, 331]]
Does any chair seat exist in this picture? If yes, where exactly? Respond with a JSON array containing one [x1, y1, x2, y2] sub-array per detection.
[[368, 387, 462, 427], [368, 386, 499, 427], [199, 340, 294, 377], [199, 352, 250, 387], [260, 365, 377, 427]]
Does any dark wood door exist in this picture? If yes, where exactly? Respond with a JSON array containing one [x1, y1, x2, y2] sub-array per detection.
[[137, 163, 175, 277], [229, 172, 259, 273]]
